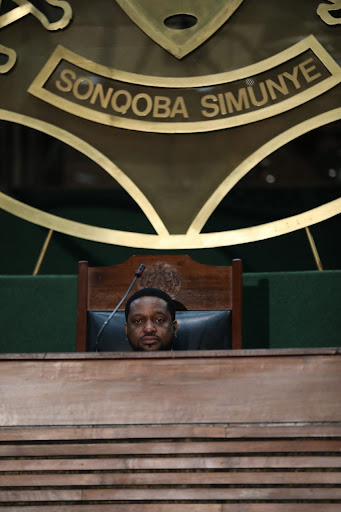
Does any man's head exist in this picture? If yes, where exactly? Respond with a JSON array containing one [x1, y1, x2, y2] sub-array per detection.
[[125, 288, 178, 352]]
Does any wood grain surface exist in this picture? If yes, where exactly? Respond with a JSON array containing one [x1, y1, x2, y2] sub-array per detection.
[[0, 351, 340, 426], [1, 350, 340, 509]]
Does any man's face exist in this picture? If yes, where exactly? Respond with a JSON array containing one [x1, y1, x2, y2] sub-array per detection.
[[125, 296, 177, 352]]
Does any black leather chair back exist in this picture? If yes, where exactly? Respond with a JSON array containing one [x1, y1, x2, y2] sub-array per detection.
[[87, 310, 232, 352]]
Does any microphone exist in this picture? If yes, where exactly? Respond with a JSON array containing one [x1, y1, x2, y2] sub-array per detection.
[[95, 264, 145, 352]]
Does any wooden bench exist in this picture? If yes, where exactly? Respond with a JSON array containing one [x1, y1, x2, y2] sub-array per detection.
[[0, 349, 340, 510]]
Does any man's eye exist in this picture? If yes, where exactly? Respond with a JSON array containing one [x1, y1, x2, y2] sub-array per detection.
[[156, 317, 165, 323], [133, 319, 141, 324]]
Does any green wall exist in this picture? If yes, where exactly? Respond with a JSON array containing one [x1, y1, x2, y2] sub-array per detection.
[[1, 271, 340, 353]]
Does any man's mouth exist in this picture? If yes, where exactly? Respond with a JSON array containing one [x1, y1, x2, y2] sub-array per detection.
[[141, 336, 159, 343], [140, 336, 160, 349]]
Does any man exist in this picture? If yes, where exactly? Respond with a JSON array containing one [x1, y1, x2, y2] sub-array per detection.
[[125, 288, 178, 352]]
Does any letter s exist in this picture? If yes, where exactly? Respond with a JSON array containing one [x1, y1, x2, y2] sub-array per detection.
[[55, 69, 76, 93]]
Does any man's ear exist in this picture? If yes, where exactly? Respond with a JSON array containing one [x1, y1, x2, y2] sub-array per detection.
[[173, 320, 178, 335], [124, 323, 128, 337]]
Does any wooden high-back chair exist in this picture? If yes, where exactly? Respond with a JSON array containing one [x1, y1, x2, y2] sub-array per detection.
[[76, 255, 242, 352]]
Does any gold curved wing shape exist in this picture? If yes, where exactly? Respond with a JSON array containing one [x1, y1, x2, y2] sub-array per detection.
[[188, 107, 341, 235], [0, 108, 340, 249], [0, 109, 169, 237], [1, 190, 340, 249]]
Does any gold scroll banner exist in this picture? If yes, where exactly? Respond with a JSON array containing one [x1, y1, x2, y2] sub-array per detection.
[[28, 36, 341, 133]]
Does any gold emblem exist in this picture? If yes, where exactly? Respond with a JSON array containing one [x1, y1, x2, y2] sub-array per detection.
[[0, 0, 340, 252], [116, 0, 244, 59]]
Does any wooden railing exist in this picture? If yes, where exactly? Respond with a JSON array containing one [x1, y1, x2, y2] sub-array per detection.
[[0, 349, 340, 510]]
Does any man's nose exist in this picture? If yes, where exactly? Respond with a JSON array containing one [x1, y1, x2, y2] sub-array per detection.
[[143, 319, 156, 333]]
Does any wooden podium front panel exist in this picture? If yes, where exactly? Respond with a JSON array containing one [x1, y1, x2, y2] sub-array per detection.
[[1, 350, 341, 426], [0, 350, 341, 510]]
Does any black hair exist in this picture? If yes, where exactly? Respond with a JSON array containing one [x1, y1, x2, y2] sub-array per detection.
[[125, 288, 176, 321]]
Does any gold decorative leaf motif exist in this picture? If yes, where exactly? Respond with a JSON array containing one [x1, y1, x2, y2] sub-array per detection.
[[0, 44, 16, 74], [0, 0, 72, 30], [317, 0, 341, 25]]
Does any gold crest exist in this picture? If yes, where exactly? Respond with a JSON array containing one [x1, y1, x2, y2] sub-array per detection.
[[116, 0, 244, 59], [1, 0, 341, 253]]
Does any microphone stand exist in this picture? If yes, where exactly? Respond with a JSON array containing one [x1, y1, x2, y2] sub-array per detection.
[[95, 264, 145, 352]]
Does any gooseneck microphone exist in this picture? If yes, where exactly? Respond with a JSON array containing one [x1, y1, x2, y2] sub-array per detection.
[[95, 264, 145, 352]]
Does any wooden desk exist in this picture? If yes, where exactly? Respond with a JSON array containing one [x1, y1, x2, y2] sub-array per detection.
[[1, 349, 341, 510]]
